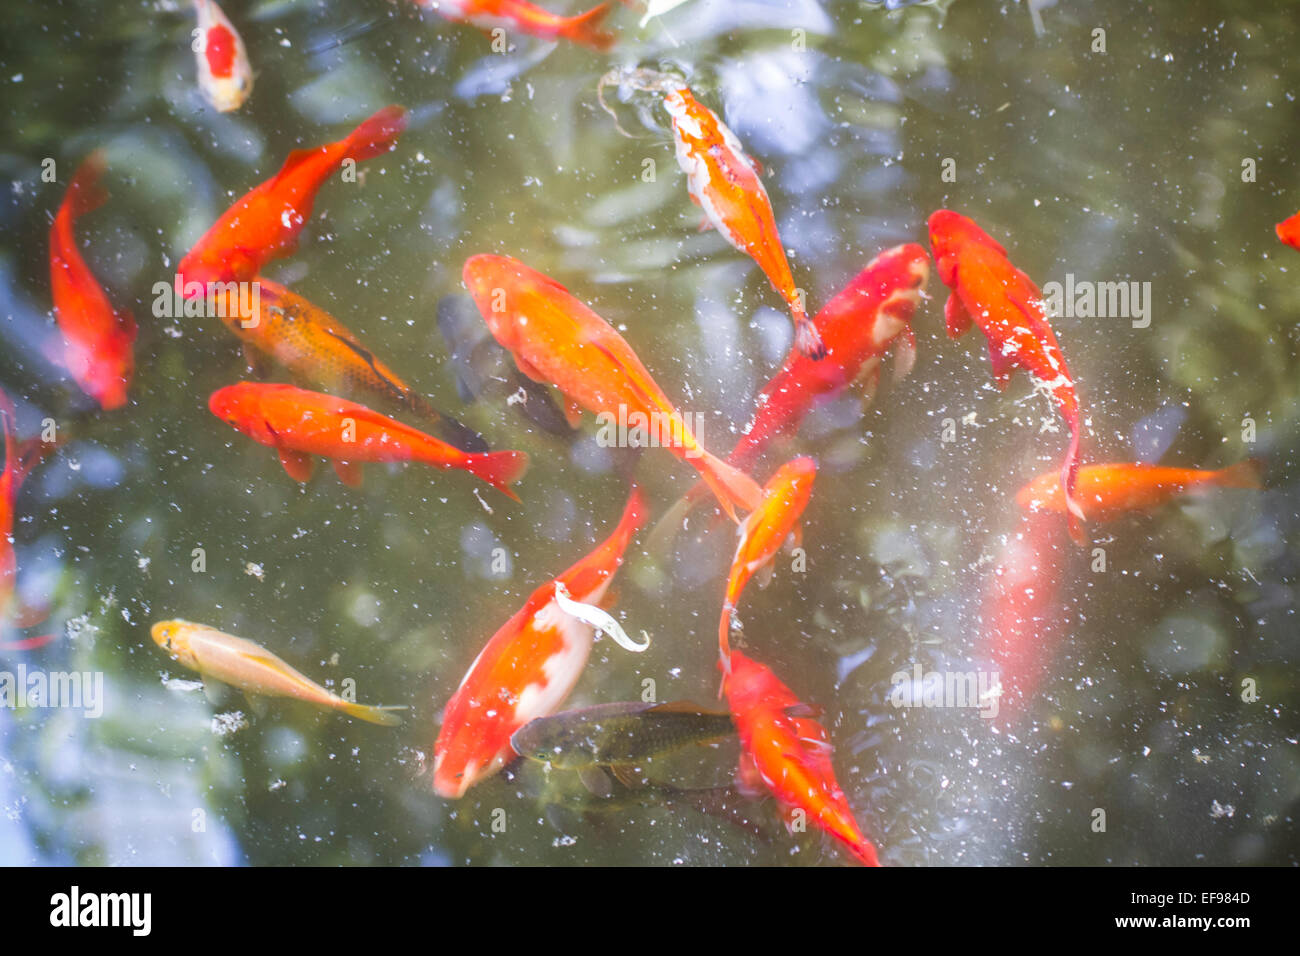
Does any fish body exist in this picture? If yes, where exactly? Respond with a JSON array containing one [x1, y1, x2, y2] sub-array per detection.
[[0, 390, 57, 627], [463, 254, 761, 520], [208, 382, 527, 498], [729, 243, 931, 471], [511, 700, 734, 769], [177, 106, 407, 291], [1016, 460, 1262, 522], [927, 209, 1085, 543], [414, 0, 615, 49], [663, 85, 823, 359], [49, 154, 136, 410], [223, 278, 487, 451], [433, 486, 647, 798], [719, 457, 816, 665], [150, 619, 403, 725], [193, 0, 253, 112], [723, 651, 880, 866], [1277, 210, 1300, 251]]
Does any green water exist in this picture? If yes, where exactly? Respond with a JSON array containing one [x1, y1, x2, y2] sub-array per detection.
[[0, 0, 1297, 865]]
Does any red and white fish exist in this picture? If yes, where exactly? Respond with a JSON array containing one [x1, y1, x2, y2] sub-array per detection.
[[662, 84, 823, 358], [433, 487, 648, 798], [411, 0, 615, 50], [928, 209, 1086, 544], [718, 457, 816, 668], [209, 382, 528, 499], [723, 650, 880, 866], [177, 106, 407, 292], [193, 0, 253, 112]]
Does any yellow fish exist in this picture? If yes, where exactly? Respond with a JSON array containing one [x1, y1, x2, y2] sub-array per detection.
[[151, 619, 403, 726]]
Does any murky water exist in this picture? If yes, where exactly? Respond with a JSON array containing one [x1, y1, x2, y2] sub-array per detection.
[[1, 0, 1297, 865]]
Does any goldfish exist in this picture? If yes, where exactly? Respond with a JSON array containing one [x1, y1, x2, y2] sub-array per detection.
[[0, 389, 59, 637], [217, 278, 488, 452], [193, 0, 253, 112], [177, 105, 407, 292], [723, 650, 880, 866], [433, 486, 648, 798], [511, 700, 734, 772], [1015, 460, 1263, 523], [1276, 210, 1300, 251], [662, 82, 823, 358], [151, 619, 404, 725], [718, 457, 816, 667], [463, 254, 762, 520], [411, 0, 615, 50], [208, 382, 528, 499], [48, 153, 136, 410], [928, 209, 1086, 544]]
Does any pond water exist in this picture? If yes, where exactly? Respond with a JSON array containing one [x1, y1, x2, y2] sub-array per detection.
[[0, 0, 1297, 865]]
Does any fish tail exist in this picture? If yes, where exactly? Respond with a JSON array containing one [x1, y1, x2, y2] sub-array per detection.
[[793, 314, 827, 361], [694, 451, 762, 523], [63, 152, 110, 221], [406, 393, 492, 454], [560, 3, 616, 50], [1061, 421, 1086, 546], [339, 701, 405, 726], [1215, 458, 1264, 490], [462, 449, 529, 501], [343, 105, 408, 163]]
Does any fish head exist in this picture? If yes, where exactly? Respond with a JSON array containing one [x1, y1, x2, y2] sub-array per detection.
[[720, 650, 797, 720], [926, 209, 977, 265], [151, 620, 199, 669], [508, 718, 570, 766], [462, 254, 524, 347], [208, 384, 270, 442]]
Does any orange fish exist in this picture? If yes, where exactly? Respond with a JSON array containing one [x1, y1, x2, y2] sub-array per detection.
[[663, 84, 823, 359], [177, 106, 407, 292], [1276, 210, 1300, 251], [433, 486, 647, 798], [208, 382, 527, 498], [217, 278, 488, 452], [412, 0, 615, 49], [1015, 460, 1262, 523], [463, 254, 761, 520], [718, 457, 816, 667], [0, 388, 59, 644], [193, 0, 253, 112], [722, 650, 880, 866], [928, 209, 1086, 544], [49, 154, 136, 410]]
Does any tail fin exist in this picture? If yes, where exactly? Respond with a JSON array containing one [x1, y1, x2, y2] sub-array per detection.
[[339, 701, 405, 726], [1215, 458, 1264, 490], [1060, 409, 1086, 546], [694, 451, 762, 523], [406, 392, 491, 454], [343, 105, 408, 162], [793, 315, 826, 361], [463, 449, 529, 501], [560, 3, 616, 50], [62, 152, 109, 221]]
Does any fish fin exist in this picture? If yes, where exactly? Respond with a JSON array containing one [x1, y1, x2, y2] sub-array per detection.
[[278, 449, 315, 483], [63, 152, 110, 219], [697, 215, 712, 232], [751, 557, 776, 590], [560, 3, 615, 51], [15, 436, 60, 490], [562, 395, 585, 429], [241, 343, 274, 379], [986, 339, 1015, 391], [944, 292, 973, 339], [338, 701, 405, 726], [794, 317, 827, 361], [1216, 458, 1265, 490], [609, 764, 642, 788], [202, 677, 229, 706], [735, 752, 764, 799], [243, 691, 269, 718], [646, 700, 731, 718], [461, 450, 529, 501], [893, 326, 918, 382], [426, 411, 491, 455], [332, 460, 363, 488], [341, 105, 408, 163], [789, 523, 803, 554], [784, 703, 821, 719], [695, 451, 763, 523], [578, 765, 614, 798]]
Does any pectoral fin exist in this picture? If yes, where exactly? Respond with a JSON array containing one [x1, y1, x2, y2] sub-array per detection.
[[609, 764, 643, 788], [578, 765, 614, 798], [243, 691, 269, 718], [278, 449, 315, 483], [562, 395, 584, 429], [202, 676, 229, 706], [945, 293, 973, 338], [332, 460, 363, 488], [986, 339, 1015, 390]]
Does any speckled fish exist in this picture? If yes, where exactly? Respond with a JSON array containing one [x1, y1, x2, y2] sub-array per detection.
[[928, 209, 1086, 544], [208, 382, 528, 498], [177, 106, 406, 291], [511, 700, 735, 771], [464, 254, 762, 521], [1015, 460, 1262, 522], [719, 457, 816, 668], [220, 278, 488, 452], [433, 486, 647, 799], [411, 0, 615, 50], [193, 0, 253, 112], [49, 153, 136, 410], [151, 619, 404, 725]]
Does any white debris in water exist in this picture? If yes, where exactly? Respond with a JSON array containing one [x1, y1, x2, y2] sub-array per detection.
[[268, 779, 287, 792], [244, 562, 265, 581], [552, 835, 577, 848], [211, 711, 248, 737], [161, 676, 204, 693], [1210, 800, 1234, 819]]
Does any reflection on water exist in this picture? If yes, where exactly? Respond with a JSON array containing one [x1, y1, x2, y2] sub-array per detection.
[[1, 0, 1297, 865]]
